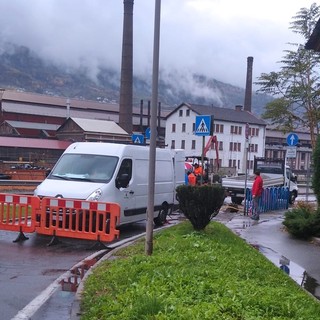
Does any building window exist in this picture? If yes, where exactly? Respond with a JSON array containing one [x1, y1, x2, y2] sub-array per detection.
[[181, 140, 185, 149], [219, 141, 223, 150], [179, 110, 183, 117], [186, 109, 190, 116], [229, 142, 240, 151], [248, 127, 259, 137], [182, 123, 186, 132], [231, 125, 242, 135], [192, 123, 195, 132], [172, 123, 176, 133], [191, 140, 196, 149], [229, 159, 232, 167], [171, 140, 175, 149]]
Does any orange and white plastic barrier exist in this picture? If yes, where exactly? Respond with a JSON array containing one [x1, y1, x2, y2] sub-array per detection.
[[35, 197, 120, 242], [0, 193, 40, 234], [0, 193, 121, 244]]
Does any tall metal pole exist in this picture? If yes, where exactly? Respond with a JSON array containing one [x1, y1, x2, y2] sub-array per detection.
[[146, 0, 161, 256], [201, 136, 205, 185]]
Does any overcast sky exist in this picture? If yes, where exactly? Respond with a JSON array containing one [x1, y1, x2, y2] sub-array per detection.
[[0, 0, 318, 90]]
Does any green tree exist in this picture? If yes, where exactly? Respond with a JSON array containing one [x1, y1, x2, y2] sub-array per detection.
[[312, 134, 320, 203], [256, 3, 320, 150]]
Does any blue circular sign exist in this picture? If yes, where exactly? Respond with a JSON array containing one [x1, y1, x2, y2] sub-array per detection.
[[286, 133, 299, 146]]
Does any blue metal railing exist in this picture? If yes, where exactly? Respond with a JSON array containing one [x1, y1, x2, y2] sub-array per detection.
[[244, 187, 289, 215]]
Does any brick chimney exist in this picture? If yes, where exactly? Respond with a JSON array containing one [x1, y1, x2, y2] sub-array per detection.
[[244, 56, 253, 112], [119, 0, 134, 134]]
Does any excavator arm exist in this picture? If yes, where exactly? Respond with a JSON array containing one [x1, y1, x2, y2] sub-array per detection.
[[203, 135, 219, 170]]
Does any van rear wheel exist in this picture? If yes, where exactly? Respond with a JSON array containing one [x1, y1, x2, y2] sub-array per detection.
[[154, 206, 168, 226]]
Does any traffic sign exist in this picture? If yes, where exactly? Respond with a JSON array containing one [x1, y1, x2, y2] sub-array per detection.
[[195, 115, 211, 136], [286, 133, 299, 146], [132, 133, 144, 144], [145, 127, 151, 140], [286, 146, 297, 158]]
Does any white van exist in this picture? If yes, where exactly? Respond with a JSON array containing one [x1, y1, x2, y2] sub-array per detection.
[[34, 142, 185, 226]]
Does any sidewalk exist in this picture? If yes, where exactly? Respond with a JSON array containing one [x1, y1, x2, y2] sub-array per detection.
[[213, 207, 320, 300]]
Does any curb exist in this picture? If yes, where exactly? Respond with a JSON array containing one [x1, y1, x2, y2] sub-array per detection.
[[70, 219, 181, 319]]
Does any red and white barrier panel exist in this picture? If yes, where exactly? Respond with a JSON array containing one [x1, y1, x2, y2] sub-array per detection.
[[36, 197, 120, 242]]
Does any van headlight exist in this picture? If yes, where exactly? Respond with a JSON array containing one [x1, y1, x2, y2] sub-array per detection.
[[87, 188, 102, 201]]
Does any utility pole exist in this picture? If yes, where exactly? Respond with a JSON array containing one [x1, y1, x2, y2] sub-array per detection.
[[146, 0, 161, 256]]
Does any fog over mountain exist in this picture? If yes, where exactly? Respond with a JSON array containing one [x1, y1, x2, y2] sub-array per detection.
[[0, 43, 273, 115]]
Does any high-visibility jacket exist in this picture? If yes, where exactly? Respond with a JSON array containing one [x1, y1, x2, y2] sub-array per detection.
[[188, 173, 197, 186], [194, 166, 204, 176]]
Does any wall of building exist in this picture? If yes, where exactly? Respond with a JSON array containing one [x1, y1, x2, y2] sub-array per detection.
[[165, 105, 266, 175]]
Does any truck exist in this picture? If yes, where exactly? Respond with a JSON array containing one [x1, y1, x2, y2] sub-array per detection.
[[34, 142, 185, 226], [222, 157, 298, 205]]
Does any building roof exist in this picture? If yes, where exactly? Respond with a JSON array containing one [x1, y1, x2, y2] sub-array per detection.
[[0, 136, 71, 149], [58, 117, 130, 135], [0, 89, 170, 118], [166, 102, 266, 126], [3, 120, 60, 130]]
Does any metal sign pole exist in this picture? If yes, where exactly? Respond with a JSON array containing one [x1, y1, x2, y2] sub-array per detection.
[[201, 136, 205, 185]]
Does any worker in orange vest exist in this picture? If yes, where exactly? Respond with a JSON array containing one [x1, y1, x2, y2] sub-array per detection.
[[193, 163, 204, 176], [187, 170, 197, 186]]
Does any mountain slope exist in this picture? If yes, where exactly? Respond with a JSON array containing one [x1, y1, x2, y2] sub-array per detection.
[[0, 44, 273, 114]]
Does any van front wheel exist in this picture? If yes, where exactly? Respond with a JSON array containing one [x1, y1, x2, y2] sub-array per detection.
[[154, 205, 168, 226]]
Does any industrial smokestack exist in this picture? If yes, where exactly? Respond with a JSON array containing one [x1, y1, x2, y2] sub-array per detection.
[[119, 0, 134, 134], [244, 56, 253, 112], [66, 98, 70, 118]]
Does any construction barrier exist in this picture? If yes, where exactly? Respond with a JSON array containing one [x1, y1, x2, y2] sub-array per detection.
[[244, 187, 289, 215], [0, 193, 121, 245], [0, 193, 40, 235], [35, 197, 120, 243]]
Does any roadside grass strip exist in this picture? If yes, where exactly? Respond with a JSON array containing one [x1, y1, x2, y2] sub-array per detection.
[[81, 221, 320, 320]]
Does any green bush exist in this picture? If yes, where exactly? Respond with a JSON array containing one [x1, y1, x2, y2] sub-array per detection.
[[283, 204, 320, 239], [176, 184, 225, 230]]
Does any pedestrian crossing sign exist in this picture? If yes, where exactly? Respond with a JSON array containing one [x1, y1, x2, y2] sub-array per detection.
[[132, 133, 144, 144], [195, 115, 212, 136]]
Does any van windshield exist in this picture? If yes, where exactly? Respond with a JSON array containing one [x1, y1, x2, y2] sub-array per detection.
[[49, 154, 119, 183]]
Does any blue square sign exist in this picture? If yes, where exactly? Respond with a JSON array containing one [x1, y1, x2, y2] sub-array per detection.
[[132, 133, 144, 144], [195, 115, 211, 136]]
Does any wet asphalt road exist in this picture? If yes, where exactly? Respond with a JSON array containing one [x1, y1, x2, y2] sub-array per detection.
[[0, 221, 148, 320]]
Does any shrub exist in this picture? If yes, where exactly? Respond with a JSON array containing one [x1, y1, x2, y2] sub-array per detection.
[[283, 204, 320, 239], [176, 184, 225, 230]]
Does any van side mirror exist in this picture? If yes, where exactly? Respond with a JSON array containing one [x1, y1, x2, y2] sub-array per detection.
[[116, 173, 130, 189]]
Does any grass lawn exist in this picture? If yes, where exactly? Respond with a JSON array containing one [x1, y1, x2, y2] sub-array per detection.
[[80, 221, 320, 319]]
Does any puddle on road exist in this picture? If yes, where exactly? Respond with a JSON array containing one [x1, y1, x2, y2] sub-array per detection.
[[257, 245, 320, 300]]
